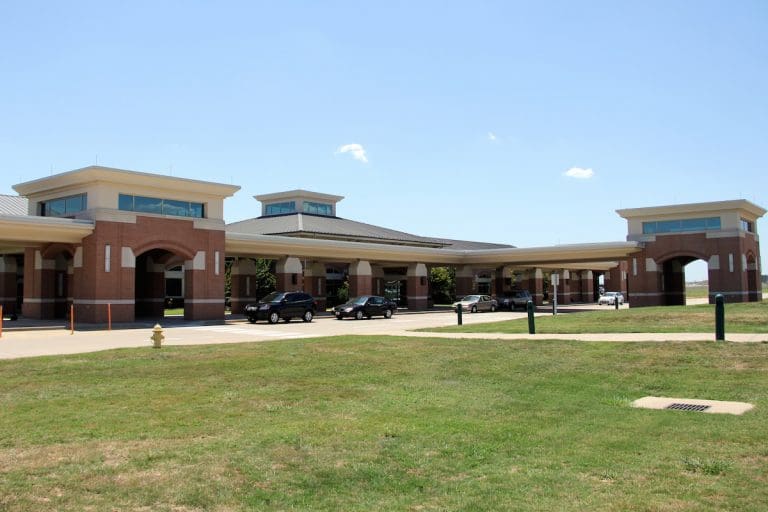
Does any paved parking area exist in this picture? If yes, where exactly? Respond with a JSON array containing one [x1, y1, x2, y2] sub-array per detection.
[[1, 305, 765, 360]]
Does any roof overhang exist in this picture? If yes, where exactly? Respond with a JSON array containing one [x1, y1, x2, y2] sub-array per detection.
[[0, 215, 95, 247], [617, 199, 766, 220], [226, 232, 642, 267], [13, 165, 241, 199]]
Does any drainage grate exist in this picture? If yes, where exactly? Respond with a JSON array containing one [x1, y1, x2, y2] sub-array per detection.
[[666, 403, 711, 412]]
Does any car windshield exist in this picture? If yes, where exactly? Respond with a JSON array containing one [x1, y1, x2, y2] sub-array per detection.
[[260, 292, 286, 303], [604, 292, 617, 296], [345, 296, 368, 306], [462, 295, 480, 301]]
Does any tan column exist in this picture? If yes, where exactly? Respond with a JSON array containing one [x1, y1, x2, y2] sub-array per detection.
[[22, 248, 57, 319], [275, 256, 304, 292], [556, 270, 571, 304], [348, 260, 373, 297], [406, 263, 429, 310]]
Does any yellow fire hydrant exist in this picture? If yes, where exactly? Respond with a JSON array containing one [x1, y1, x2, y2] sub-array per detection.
[[151, 324, 164, 348]]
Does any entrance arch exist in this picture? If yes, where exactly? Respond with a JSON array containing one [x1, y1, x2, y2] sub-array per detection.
[[135, 248, 188, 319], [618, 200, 765, 307]]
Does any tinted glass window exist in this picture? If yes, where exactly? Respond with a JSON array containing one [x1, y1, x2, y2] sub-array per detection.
[[265, 201, 296, 215], [642, 217, 721, 235], [303, 201, 332, 216], [134, 196, 162, 214], [118, 194, 133, 211], [163, 199, 189, 217]]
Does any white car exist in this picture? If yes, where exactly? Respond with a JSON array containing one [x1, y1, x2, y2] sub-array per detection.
[[598, 292, 625, 306]]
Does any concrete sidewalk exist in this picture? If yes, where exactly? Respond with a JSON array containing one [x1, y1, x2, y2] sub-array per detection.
[[1, 310, 765, 359]]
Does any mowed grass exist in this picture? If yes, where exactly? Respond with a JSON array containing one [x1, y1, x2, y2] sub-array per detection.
[[424, 302, 768, 334], [2, 337, 768, 511]]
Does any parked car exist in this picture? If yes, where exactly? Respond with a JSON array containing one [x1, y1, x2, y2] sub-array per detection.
[[453, 294, 497, 313], [333, 295, 397, 320], [245, 291, 317, 323], [498, 289, 533, 310], [598, 291, 625, 306]]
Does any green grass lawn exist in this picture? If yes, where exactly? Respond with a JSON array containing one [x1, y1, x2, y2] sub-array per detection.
[[2, 337, 767, 510], [423, 302, 768, 334]]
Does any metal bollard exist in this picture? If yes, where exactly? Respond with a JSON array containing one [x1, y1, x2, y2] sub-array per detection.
[[526, 300, 535, 334], [715, 294, 725, 341], [151, 323, 165, 348], [457, 304, 463, 325], [614, 296, 619, 310]]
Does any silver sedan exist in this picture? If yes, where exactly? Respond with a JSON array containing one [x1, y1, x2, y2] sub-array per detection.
[[452, 294, 498, 313]]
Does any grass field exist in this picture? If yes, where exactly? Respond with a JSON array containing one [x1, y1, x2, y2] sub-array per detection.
[[2, 337, 767, 510], [424, 302, 768, 335]]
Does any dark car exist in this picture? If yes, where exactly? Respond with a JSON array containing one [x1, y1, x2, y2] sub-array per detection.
[[333, 295, 397, 320], [245, 291, 317, 324], [497, 289, 533, 310]]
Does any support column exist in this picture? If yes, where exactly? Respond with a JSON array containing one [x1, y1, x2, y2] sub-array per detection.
[[581, 270, 595, 303], [406, 263, 429, 310], [527, 268, 544, 305], [569, 271, 582, 302], [0, 256, 19, 317], [372, 265, 386, 297], [185, 250, 225, 321], [304, 262, 327, 311], [276, 256, 304, 292], [229, 258, 260, 314], [22, 248, 56, 319], [557, 270, 571, 304], [455, 266, 475, 298], [348, 260, 373, 297]]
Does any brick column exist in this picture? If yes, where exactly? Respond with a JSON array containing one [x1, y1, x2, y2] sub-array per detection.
[[581, 270, 595, 303], [526, 268, 544, 305], [455, 266, 474, 298], [372, 265, 386, 297], [22, 248, 57, 319], [185, 250, 225, 321], [229, 258, 260, 314], [304, 262, 327, 311], [348, 260, 373, 297], [406, 263, 429, 310], [275, 256, 304, 292], [0, 256, 18, 317], [557, 270, 571, 304]]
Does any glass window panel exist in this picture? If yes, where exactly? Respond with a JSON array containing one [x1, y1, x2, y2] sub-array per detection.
[[47, 199, 66, 217], [681, 218, 706, 230], [706, 217, 721, 230], [642, 222, 656, 234], [266, 201, 295, 215], [163, 199, 189, 217], [303, 201, 332, 215], [190, 203, 204, 218], [65, 195, 83, 213], [118, 194, 134, 211], [134, 195, 162, 214]]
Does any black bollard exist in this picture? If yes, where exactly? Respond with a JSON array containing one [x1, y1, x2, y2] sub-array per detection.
[[715, 293, 725, 341], [614, 296, 619, 310], [457, 304, 463, 326], [526, 300, 535, 334]]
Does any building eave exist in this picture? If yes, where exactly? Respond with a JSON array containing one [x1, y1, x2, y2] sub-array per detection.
[[0, 215, 95, 245]]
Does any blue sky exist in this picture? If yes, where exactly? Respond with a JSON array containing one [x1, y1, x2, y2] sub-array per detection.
[[1, 1, 766, 280]]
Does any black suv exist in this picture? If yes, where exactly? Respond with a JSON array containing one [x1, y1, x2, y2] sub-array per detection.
[[245, 291, 317, 324], [497, 289, 533, 310], [333, 295, 398, 320]]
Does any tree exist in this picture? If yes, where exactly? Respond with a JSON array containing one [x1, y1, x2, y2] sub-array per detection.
[[429, 266, 456, 304]]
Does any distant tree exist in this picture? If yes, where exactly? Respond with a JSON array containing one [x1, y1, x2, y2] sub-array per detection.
[[429, 266, 456, 303]]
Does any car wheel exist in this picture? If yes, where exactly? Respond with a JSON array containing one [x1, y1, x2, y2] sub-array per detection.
[[471, 305, 477, 313], [355, 310, 364, 320], [384, 309, 393, 319], [302, 310, 313, 322], [268, 312, 280, 324]]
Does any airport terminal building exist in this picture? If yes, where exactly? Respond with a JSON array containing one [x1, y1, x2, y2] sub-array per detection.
[[0, 166, 763, 323]]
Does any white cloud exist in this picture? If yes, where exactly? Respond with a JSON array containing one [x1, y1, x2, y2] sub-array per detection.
[[563, 167, 594, 179], [487, 132, 497, 142], [335, 143, 368, 163]]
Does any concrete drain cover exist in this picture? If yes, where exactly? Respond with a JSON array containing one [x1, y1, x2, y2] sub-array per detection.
[[666, 403, 710, 412], [632, 396, 753, 415]]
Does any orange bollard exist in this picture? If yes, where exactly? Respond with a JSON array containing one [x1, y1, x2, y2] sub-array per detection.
[[108, 303, 112, 331], [70, 304, 74, 335]]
